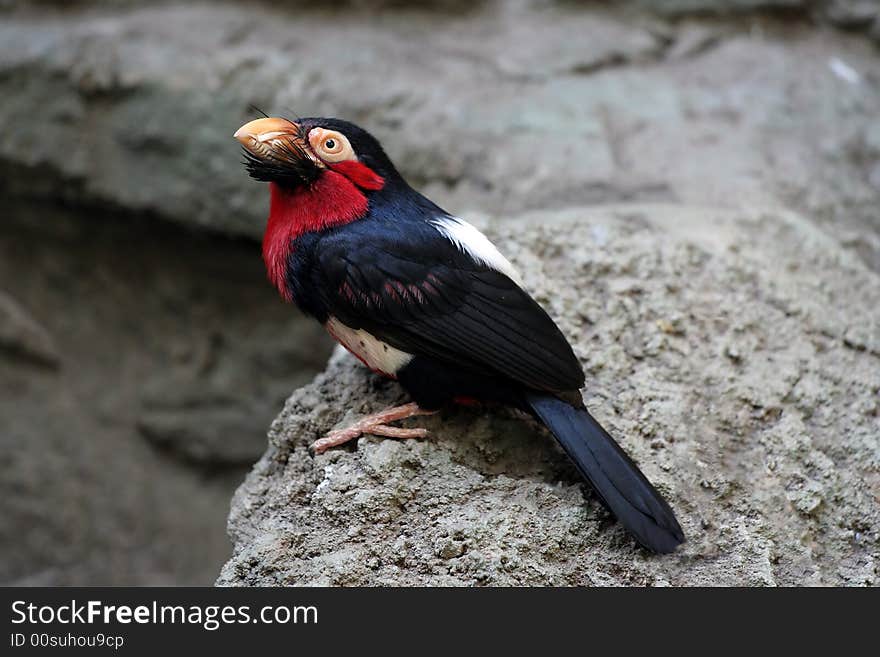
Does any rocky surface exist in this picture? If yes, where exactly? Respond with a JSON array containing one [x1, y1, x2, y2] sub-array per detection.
[[2, 2, 880, 269], [0, 202, 331, 585], [2, 1, 879, 585], [219, 206, 879, 586]]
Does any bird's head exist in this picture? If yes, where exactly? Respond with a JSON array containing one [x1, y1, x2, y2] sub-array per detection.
[[235, 116, 402, 299], [234, 116, 393, 194]]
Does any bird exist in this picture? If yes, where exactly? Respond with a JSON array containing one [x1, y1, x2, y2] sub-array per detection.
[[233, 115, 685, 553]]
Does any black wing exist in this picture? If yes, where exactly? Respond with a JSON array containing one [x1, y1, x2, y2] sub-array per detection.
[[307, 219, 585, 393]]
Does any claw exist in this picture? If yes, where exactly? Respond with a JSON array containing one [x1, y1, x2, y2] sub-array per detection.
[[309, 402, 435, 455]]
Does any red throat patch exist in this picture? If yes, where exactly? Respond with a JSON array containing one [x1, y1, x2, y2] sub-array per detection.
[[329, 160, 385, 190], [261, 167, 383, 300]]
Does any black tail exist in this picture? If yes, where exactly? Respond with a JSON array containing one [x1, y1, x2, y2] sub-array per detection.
[[526, 393, 684, 553]]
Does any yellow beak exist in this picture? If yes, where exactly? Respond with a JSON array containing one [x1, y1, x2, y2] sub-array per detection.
[[234, 117, 300, 152]]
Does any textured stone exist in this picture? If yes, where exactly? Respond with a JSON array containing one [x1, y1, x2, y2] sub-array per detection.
[[0, 291, 59, 367], [3, 0, 880, 587], [635, 0, 807, 14], [219, 206, 880, 586], [3, 3, 879, 269], [0, 205, 331, 585]]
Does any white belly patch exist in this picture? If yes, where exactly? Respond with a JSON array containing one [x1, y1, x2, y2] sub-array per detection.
[[325, 316, 413, 377]]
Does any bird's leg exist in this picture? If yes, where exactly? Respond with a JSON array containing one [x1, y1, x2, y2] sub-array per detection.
[[310, 402, 437, 454]]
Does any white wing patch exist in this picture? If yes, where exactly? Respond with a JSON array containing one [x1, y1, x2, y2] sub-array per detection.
[[325, 316, 413, 377], [430, 216, 523, 285]]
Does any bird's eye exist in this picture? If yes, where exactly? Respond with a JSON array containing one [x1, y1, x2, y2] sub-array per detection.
[[308, 128, 353, 163]]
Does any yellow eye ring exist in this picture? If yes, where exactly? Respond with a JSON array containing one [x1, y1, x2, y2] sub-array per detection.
[[308, 128, 354, 163]]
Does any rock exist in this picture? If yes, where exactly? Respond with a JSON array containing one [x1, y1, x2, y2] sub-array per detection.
[[634, 0, 807, 14], [0, 203, 331, 585], [219, 205, 880, 586], [0, 291, 60, 367], [137, 405, 278, 468], [1, 3, 877, 263], [3, 0, 879, 587], [823, 0, 880, 29], [0, 4, 658, 237]]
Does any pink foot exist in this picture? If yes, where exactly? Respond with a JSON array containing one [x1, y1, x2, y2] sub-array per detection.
[[310, 402, 436, 455]]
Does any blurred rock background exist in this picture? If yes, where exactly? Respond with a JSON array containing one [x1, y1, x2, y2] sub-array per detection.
[[1, 0, 878, 584]]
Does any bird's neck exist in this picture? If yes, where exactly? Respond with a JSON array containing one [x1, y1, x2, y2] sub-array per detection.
[[262, 175, 369, 300]]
